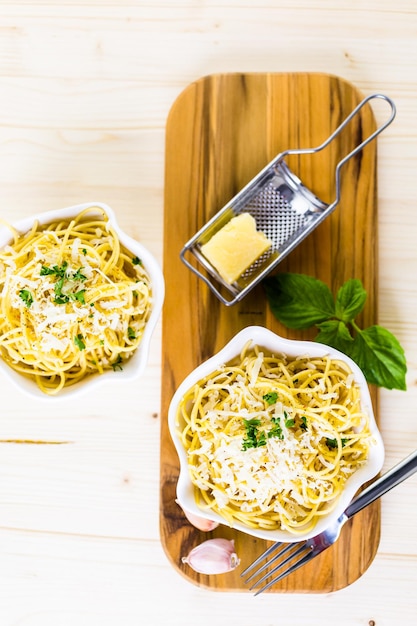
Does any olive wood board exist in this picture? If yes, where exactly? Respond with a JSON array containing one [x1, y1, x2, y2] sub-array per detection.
[[160, 72, 380, 592]]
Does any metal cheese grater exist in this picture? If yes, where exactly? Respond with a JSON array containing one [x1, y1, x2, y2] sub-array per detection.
[[180, 93, 396, 306]]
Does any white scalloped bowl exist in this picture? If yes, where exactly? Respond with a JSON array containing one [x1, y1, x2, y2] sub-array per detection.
[[0, 202, 164, 400], [168, 325, 384, 542]]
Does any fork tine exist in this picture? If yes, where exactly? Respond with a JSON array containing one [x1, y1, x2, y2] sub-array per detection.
[[240, 541, 284, 578], [243, 542, 297, 583], [249, 542, 310, 590], [253, 549, 315, 596]]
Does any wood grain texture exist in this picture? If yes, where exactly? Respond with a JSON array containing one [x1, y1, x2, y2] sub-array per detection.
[[161, 72, 380, 592]]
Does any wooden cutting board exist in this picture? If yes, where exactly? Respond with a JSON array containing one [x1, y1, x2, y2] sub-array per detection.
[[160, 73, 380, 592]]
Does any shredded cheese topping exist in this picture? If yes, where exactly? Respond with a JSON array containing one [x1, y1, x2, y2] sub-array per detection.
[[0, 207, 153, 395], [177, 343, 372, 535]]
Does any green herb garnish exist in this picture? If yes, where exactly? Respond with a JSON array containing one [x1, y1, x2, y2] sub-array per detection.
[[326, 437, 348, 449], [42, 263, 88, 305], [268, 417, 283, 440], [74, 334, 85, 351], [264, 273, 407, 391], [127, 326, 136, 340], [132, 256, 142, 266], [242, 418, 266, 450], [54, 276, 65, 299], [263, 391, 278, 405], [111, 355, 123, 371], [70, 268, 87, 282], [70, 290, 86, 304], [19, 289, 33, 308], [41, 262, 68, 278], [300, 416, 308, 431]]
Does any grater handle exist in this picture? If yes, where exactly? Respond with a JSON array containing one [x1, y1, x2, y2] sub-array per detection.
[[278, 93, 396, 209], [332, 94, 396, 205]]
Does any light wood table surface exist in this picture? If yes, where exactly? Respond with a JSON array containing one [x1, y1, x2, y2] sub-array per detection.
[[0, 2, 416, 625]]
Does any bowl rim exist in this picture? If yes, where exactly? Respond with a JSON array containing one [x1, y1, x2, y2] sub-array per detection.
[[0, 201, 164, 400], [168, 325, 385, 542]]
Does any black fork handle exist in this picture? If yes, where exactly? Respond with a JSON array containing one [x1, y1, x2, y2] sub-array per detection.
[[345, 450, 417, 519]]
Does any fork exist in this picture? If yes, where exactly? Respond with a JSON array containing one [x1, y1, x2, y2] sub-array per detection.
[[241, 449, 417, 595]]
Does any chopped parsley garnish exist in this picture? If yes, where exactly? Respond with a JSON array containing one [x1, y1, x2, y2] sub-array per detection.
[[257, 431, 266, 447], [132, 256, 142, 266], [268, 417, 283, 440], [300, 416, 308, 431], [242, 412, 304, 450], [54, 289, 86, 305], [71, 268, 87, 282], [71, 290, 86, 304], [111, 355, 123, 371], [19, 289, 33, 308], [54, 295, 68, 305], [326, 437, 348, 449], [127, 326, 136, 340], [242, 418, 266, 450], [263, 391, 278, 405], [41, 262, 68, 278], [54, 276, 65, 299], [41, 263, 88, 305], [74, 334, 85, 351]]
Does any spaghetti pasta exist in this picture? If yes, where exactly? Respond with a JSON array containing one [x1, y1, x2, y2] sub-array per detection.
[[176, 343, 372, 535], [0, 207, 153, 395]]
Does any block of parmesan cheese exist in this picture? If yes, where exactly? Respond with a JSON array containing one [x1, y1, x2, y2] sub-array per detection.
[[200, 212, 272, 284]]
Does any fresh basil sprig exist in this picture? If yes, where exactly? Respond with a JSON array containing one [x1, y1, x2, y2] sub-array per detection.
[[264, 273, 407, 391]]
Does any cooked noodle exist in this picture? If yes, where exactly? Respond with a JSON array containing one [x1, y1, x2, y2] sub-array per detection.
[[0, 207, 152, 394], [176, 342, 372, 535]]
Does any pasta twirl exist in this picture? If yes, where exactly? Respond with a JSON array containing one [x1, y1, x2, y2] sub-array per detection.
[[177, 343, 373, 535], [0, 207, 153, 395]]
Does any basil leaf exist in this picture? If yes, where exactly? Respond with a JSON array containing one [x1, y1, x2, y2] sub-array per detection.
[[316, 320, 353, 353], [335, 279, 367, 322], [348, 326, 407, 390], [264, 273, 335, 329], [264, 271, 407, 391]]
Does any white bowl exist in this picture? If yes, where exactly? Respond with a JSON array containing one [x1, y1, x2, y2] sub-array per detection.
[[0, 202, 164, 400], [168, 325, 384, 542]]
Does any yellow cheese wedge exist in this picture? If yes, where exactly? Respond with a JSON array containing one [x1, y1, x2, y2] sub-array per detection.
[[200, 212, 272, 284]]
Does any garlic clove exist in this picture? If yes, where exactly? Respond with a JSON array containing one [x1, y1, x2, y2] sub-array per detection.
[[176, 500, 219, 532], [182, 538, 240, 575]]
